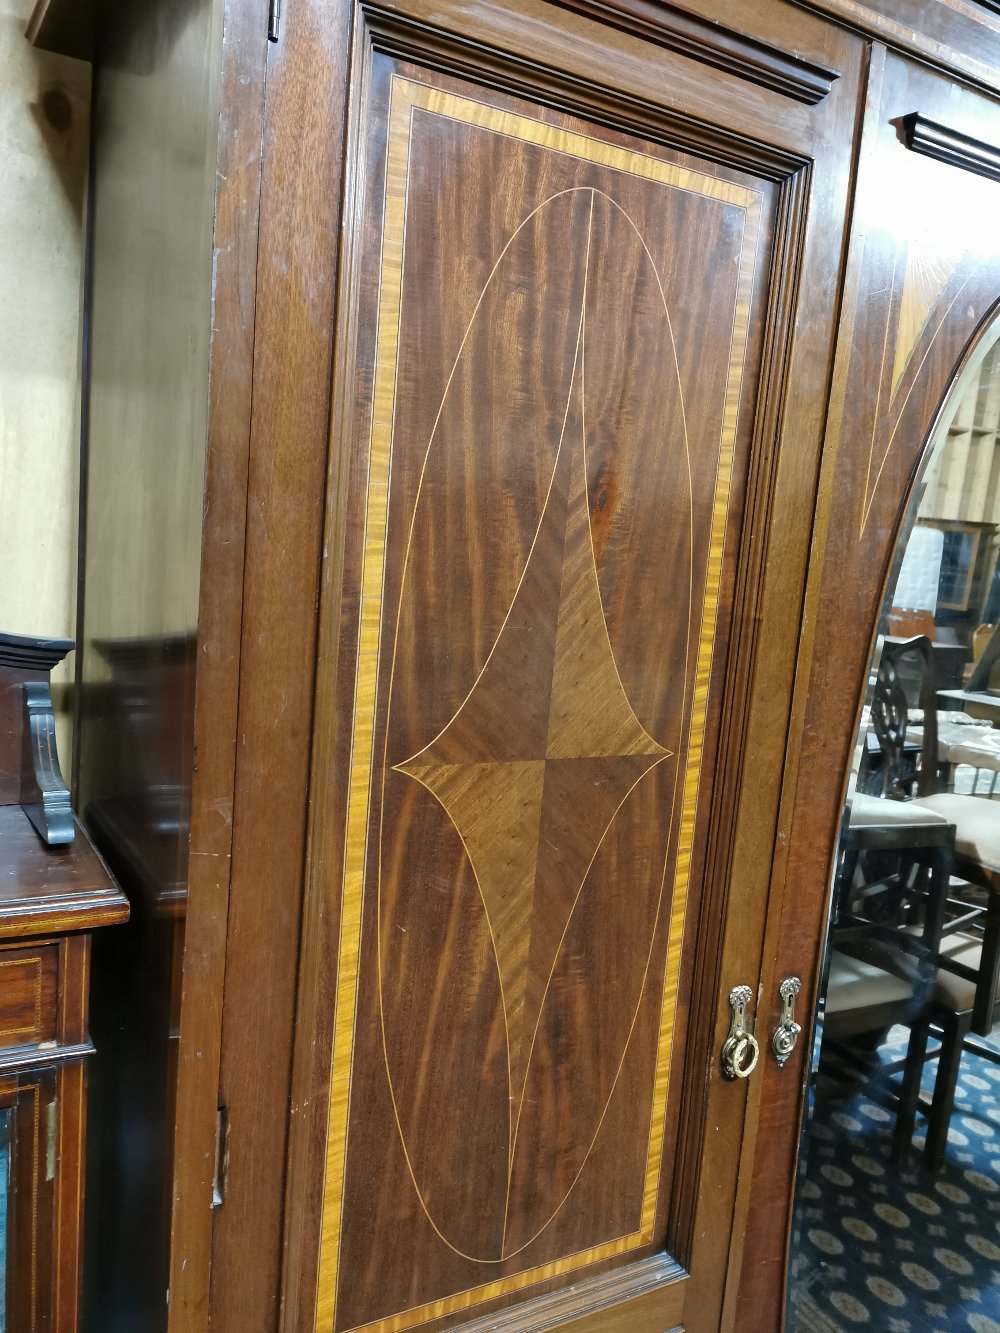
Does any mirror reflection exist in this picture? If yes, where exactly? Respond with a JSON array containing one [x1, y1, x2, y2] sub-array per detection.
[[788, 328, 1000, 1331]]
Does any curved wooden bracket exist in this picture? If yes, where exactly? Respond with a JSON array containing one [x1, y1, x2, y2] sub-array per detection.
[[0, 632, 75, 847], [22, 681, 74, 846]]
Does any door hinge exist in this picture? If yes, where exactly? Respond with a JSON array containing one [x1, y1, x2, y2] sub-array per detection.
[[268, 0, 280, 42], [45, 1098, 57, 1181], [212, 1105, 229, 1208]]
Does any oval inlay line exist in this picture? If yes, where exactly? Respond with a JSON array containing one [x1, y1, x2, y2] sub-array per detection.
[[376, 186, 693, 1263], [314, 74, 762, 1333]]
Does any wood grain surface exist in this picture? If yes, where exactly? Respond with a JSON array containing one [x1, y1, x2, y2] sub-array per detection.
[[198, 0, 351, 1327], [307, 62, 767, 1333], [196, 2, 864, 1330], [0, 807, 126, 938], [792, 0, 1000, 97], [166, 0, 270, 1321]]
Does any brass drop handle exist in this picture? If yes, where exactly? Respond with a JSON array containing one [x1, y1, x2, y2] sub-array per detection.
[[771, 976, 802, 1068], [721, 984, 759, 1080]]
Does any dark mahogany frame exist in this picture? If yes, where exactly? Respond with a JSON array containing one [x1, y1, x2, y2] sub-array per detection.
[[234, 3, 865, 1332]]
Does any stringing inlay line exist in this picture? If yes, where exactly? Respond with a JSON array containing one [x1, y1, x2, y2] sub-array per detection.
[[314, 73, 764, 1333]]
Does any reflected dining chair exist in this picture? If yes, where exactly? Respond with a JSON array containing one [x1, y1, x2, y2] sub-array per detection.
[[821, 638, 957, 1158], [822, 788, 955, 1160], [908, 776, 1000, 1167], [866, 635, 1000, 1167]]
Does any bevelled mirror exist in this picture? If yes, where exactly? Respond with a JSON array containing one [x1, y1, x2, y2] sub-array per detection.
[[787, 315, 1000, 1332]]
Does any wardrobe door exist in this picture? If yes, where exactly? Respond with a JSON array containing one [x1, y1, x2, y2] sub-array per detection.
[[739, 47, 1000, 1329], [195, 4, 862, 1333]]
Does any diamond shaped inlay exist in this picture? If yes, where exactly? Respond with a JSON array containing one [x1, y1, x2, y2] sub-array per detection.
[[397, 334, 670, 1114]]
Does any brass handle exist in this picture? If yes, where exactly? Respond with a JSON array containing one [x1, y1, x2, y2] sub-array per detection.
[[771, 976, 802, 1068], [721, 984, 759, 1080]]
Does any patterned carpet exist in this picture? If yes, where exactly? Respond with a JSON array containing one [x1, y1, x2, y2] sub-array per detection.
[[789, 1026, 1000, 1333]]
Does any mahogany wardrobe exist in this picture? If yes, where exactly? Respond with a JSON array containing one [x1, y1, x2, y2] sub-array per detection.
[[28, 0, 1000, 1329]]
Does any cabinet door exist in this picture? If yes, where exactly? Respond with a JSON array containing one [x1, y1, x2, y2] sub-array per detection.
[[5, 1068, 59, 1332], [205, 4, 863, 1333]]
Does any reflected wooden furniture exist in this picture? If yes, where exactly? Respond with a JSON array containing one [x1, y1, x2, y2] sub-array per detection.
[[859, 634, 1000, 1166], [918, 518, 996, 616], [968, 620, 1000, 693], [898, 796, 1000, 1167], [79, 635, 193, 1332], [0, 634, 128, 1330], [858, 636, 940, 798], [914, 887, 1000, 1168], [828, 791, 1000, 1171], [823, 640, 956, 1161], [914, 765, 1000, 1171]]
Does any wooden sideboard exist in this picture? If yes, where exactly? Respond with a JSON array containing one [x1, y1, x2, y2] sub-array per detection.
[[0, 634, 128, 1331]]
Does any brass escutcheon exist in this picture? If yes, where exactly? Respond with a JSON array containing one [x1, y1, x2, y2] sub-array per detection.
[[721, 984, 759, 1080], [771, 976, 802, 1068]]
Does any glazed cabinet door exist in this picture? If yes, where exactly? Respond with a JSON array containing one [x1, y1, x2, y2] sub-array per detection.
[[206, 4, 864, 1333]]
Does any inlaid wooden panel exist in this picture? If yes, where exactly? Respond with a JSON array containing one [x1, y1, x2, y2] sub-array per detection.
[[0, 946, 56, 1050], [309, 60, 774, 1333]]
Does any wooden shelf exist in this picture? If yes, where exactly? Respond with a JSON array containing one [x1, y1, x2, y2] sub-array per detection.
[[0, 805, 128, 939]]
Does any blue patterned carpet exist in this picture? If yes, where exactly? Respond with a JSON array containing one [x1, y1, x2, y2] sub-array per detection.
[[789, 1027, 1000, 1333]]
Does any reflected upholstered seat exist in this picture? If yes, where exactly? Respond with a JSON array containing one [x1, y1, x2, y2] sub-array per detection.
[[944, 729, 1000, 767], [906, 719, 993, 769], [848, 792, 949, 827], [933, 931, 1000, 1011], [917, 791, 1000, 880], [906, 911, 1000, 1167], [905, 721, 1000, 796], [825, 951, 916, 1039]]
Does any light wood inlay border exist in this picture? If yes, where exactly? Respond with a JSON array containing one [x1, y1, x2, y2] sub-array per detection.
[[0, 957, 43, 1040], [314, 74, 762, 1333]]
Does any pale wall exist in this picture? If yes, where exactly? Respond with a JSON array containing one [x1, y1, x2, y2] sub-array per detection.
[[0, 0, 89, 754]]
